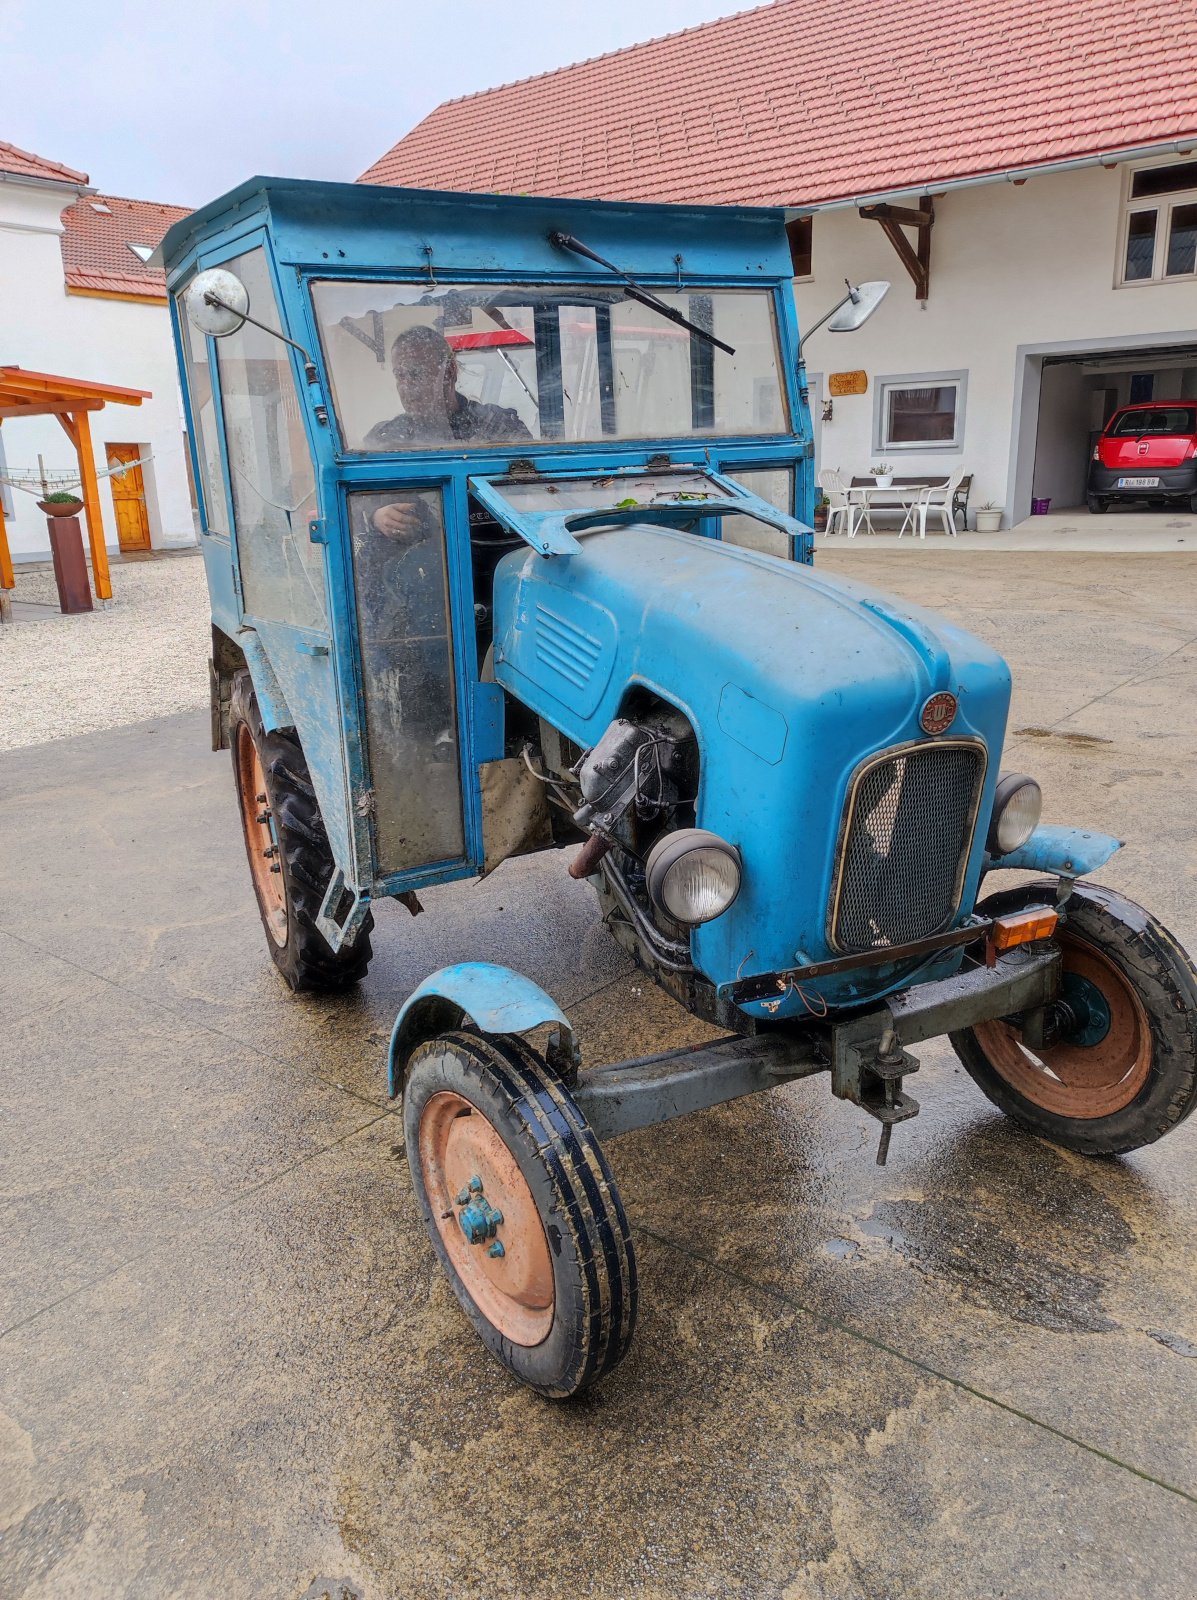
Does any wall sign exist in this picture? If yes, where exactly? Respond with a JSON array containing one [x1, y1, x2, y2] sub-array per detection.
[[828, 370, 868, 397]]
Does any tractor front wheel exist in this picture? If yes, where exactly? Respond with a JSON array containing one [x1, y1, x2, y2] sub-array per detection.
[[404, 1029, 637, 1398], [229, 670, 373, 992], [950, 881, 1197, 1154]]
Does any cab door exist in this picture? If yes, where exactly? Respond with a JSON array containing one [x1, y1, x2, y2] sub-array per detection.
[[342, 483, 474, 881]]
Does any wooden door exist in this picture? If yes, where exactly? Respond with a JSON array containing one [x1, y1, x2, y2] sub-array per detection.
[[106, 444, 151, 552]]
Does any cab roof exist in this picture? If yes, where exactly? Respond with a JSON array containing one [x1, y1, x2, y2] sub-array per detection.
[[158, 175, 793, 291]]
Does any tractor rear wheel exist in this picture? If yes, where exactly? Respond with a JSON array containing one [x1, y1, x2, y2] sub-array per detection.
[[229, 670, 373, 992]]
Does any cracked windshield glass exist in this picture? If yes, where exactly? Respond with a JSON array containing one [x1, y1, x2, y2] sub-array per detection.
[[311, 280, 788, 451]]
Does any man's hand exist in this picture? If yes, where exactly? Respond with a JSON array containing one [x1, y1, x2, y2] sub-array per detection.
[[371, 499, 434, 540]]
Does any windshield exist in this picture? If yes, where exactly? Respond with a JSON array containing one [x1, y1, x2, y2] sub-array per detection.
[[310, 280, 789, 452], [1109, 405, 1197, 436]]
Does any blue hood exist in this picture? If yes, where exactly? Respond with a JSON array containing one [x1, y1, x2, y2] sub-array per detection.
[[493, 526, 1012, 1005]]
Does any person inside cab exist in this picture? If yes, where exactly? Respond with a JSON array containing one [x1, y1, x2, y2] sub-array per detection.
[[365, 324, 531, 541]]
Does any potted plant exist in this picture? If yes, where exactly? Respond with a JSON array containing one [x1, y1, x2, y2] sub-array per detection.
[[812, 493, 829, 532], [974, 501, 1003, 533], [869, 462, 894, 489], [37, 490, 85, 519]]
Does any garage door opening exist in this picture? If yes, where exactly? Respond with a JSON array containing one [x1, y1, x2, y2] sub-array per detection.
[[1031, 341, 1197, 515]]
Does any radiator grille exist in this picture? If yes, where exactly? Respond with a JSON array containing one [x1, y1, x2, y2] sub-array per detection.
[[831, 742, 985, 953]]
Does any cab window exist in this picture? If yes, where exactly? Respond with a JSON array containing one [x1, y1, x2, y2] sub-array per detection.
[[213, 248, 327, 630], [311, 280, 788, 452]]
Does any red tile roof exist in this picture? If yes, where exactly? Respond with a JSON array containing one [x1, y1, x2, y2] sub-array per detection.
[[359, 0, 1197, 208], [59, 193, 191, 299], [0, 140, 88, 187]]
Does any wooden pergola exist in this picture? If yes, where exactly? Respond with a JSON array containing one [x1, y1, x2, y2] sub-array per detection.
[[0, 366, 151, 605]]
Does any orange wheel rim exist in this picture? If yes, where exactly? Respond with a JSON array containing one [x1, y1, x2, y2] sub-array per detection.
[[419, 1091, 554, 1346], [235, 725, 287, 947], [973, 931, 1152, 1118]]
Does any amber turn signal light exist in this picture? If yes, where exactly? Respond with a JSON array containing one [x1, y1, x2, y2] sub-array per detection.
[[985, 907, 1059, 965]]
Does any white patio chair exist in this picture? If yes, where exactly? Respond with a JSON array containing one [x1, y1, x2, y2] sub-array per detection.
[[918, 467, 966, 537], [817, 467, 855, 537]]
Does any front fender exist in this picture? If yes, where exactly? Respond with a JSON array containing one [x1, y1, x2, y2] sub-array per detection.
[[986, 823, 1122, 879], [387, 962, 572, 1097]]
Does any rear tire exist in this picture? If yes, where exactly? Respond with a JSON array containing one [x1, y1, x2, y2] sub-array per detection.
[[404, 1029, 637, 1398], [950, 881, 1197, 1154], [229, 670, 373, 992], [1087, 494, 1109, 515]]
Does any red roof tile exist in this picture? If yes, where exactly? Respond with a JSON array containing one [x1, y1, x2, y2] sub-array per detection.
[[0, 139, 88, 186], [360, 0, 1197, 207], [60, 193, 191, 299]]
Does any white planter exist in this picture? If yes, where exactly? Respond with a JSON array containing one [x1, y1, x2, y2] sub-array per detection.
[[974, 510, 1003, 532], [872, 474, 893, 489]]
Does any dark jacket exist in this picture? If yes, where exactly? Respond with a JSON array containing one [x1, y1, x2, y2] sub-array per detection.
[[364, 394, 531, 450]]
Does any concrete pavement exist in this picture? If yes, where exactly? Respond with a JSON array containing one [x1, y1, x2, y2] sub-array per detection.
[[2, 549, 1196, 1598], [822, 502, 1197, 552]]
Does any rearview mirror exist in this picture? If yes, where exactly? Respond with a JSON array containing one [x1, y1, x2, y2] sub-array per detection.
[[184, 267, 250, 338], [827, 280, 890, 333]]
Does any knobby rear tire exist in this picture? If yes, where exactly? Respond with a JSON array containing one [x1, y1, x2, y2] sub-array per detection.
[[229, 669, 373, 992]]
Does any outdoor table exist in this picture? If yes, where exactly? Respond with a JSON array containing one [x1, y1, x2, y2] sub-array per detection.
[[845, 483, 928, 538]]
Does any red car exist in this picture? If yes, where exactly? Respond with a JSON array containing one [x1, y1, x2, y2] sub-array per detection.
[[1088, 400, 1197, 512]]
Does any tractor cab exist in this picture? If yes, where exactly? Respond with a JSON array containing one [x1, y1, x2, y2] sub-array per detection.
[[162, 178, 821, 942]]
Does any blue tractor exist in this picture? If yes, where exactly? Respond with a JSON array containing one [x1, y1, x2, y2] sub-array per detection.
[[163, 179, 1197, 1397]]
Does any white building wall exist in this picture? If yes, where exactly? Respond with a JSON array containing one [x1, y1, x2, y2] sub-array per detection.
[[792, 163, 1197, 523], [0, 178, 195, 560]]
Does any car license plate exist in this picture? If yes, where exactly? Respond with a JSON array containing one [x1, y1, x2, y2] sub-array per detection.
[[1117, 476, 1159, 488]]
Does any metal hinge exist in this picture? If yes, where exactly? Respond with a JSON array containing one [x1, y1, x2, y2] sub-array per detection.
[[308, 518, 327, 544]]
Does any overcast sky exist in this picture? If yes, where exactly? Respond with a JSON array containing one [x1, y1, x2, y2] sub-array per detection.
[[3, 0, 747, 207]]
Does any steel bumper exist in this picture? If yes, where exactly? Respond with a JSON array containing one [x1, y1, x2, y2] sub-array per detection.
[[572, 943, 1060, 1139]]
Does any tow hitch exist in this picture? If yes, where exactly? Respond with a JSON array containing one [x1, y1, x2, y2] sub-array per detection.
[[830, 941, 1061, 1165]]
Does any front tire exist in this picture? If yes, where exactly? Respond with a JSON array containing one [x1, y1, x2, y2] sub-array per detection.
[[229, 670, 373, 992], [404, 1029, 637, 1398], [950, 881, 1197, 1154]]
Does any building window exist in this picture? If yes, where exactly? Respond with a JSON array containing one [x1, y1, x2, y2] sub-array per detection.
[[875, 372, 966, 452], [786, 216, 812, 279], [1120, 160, 1197, 285]]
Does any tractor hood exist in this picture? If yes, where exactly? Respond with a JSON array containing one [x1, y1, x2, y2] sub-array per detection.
[[492, 525, 1012, 1000]]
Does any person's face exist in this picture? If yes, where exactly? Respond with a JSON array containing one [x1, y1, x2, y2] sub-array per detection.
[[392, 339, 455, 420]]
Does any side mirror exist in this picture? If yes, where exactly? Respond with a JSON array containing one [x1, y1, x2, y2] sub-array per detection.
[[827, 280, 890, 333], [184, 267, 250, 338]]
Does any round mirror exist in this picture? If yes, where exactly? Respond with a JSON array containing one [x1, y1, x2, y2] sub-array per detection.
[[184, 267, 249, 337]]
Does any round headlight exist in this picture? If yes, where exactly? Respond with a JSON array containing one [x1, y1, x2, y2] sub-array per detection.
[[645, 828, 742, 927], [988, 773, 1042, 855]]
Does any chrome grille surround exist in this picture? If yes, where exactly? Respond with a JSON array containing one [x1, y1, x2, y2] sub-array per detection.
[[827, 738, 987, 954]]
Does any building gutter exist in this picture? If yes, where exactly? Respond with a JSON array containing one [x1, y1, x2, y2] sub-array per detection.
[[0, 169, 93, 199], [787, 135, 1197, 217]]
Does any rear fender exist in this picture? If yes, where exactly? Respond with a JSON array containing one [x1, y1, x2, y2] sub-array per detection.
[[986, 823, 1122, 879], [236, 629, 292, 734], [388, 962, 574, 1097]]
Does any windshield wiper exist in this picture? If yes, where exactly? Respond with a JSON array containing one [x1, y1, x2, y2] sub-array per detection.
[[548, 232, 736, 356]]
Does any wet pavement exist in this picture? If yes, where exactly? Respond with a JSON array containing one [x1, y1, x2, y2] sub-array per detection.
[[2, 550, 1196, 1599]]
